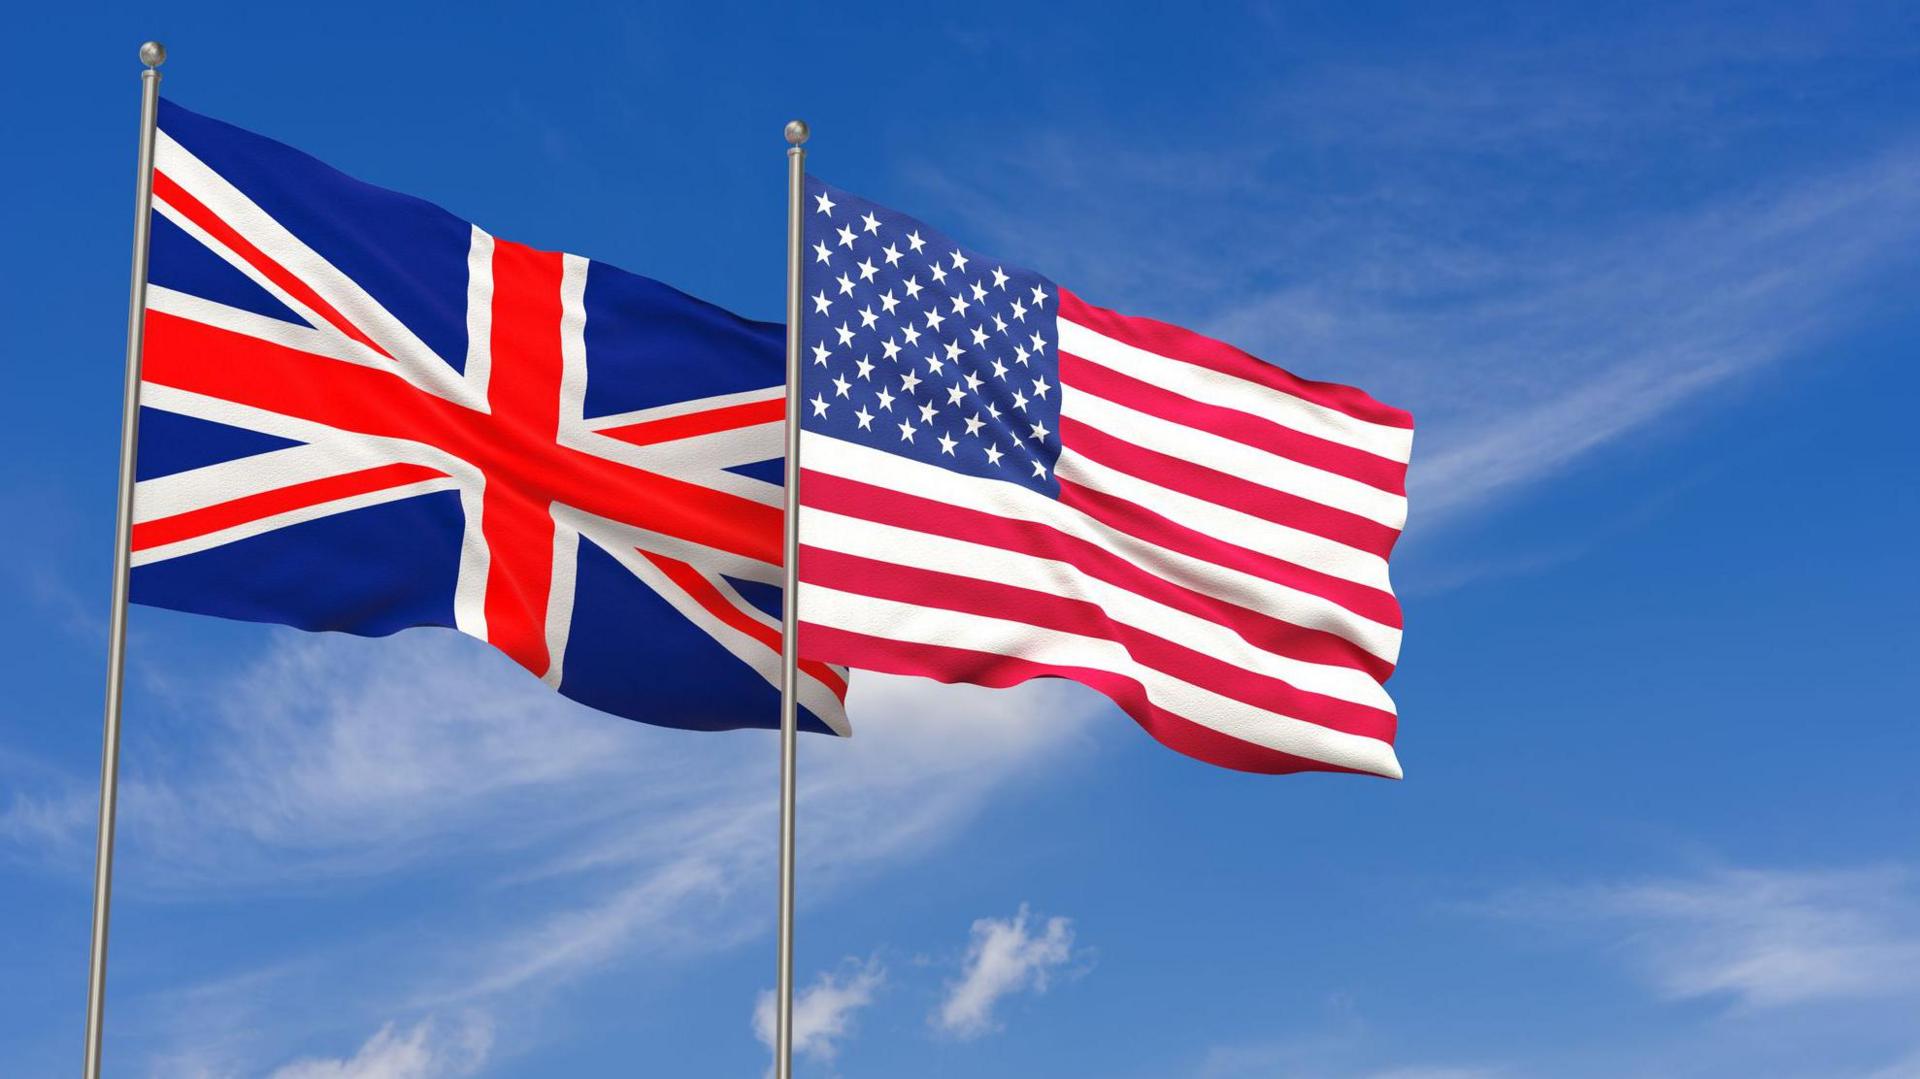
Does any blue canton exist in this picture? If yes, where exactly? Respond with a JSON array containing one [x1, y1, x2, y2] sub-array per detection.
[[801, 178, 1062, 496]]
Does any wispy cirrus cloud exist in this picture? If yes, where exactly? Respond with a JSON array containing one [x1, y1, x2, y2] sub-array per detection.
[[1484, 863, 1920, 1010], [265, 1014, 493, 1079], [0, 627, 1109, 1075]]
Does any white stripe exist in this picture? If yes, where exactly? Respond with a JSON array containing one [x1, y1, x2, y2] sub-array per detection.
[[134, 441, 402, 523], [540, 524, 579, 688], [802, 434, 1401, 664], [463, 227, 495, 405], [584, 383, 785, 432], [1064, 385, 1408, 529], [1058, 317, 1413, 462], [147, 285, 369, 369], [1056, 448, 1393, 592], [801, 584, 1398, 776], [131, 478, 459, 566], [804, 507, 1395, 713]]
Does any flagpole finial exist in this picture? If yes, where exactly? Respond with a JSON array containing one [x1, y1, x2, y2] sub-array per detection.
[[784, 120, 809, 147], [139, 41, 166, 68]]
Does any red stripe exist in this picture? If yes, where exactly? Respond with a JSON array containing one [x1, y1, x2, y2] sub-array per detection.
[[1062, 419, 1402, 559], [644, 552, 849, 700], [802, 470, 1396, 680], [1059, 480, 1403, 631], [1059, 351, 1406, 493], [601, 397, 785, 447], [152, 170, 392, 360], [1059, 289, 1413, 430], [800, 623, 1390, 777], [800, 547, 1394, 741], [132, 462, 445, 552]]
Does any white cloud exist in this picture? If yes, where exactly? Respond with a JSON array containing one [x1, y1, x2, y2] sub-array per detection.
[[934, 904, 1078, 1038], [1487, 864, 1920, 1009], [753, 957, 886, 1065], [267, 1014, 492, 1079]]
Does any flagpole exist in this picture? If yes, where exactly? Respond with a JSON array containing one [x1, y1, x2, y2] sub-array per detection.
[[775, 117, 809, 1079], [84, 40, 165, 1079]]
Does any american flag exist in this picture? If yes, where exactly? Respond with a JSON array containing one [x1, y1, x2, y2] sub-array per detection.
[[796, 179, 1411, 776]]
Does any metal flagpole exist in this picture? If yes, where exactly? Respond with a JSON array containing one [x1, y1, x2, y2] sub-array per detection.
[[84, 39, 166, 1079], [775, 117, 808, 1079]]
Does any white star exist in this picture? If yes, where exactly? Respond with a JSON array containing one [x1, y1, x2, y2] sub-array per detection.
[[1031, 459, 1049, 479], [964, 413, 985, 436], [925, 352, 945, 375], [1013, 344, 1030, 366], [990, 358, 1008, 380], [812, 240, 833, 264], [875, 387, 897, 412], [811, 341, 831, 366], [1030, 284, 1049, 306], [814, 191, 835, 216], [897, 419, 917, 442], [950, 293, 971, 315], [858, 305, 878, 329], [991, 266, 1009, 289], [831, 374, 851, 398], [879, 290, 900, 314], [1031, 376, 1051, 399], [969, 280, 987, 302], [835, 273, 855, 296], [906, 230, 926, 253], [902, 276, 923, 300], [917, 401, 937, 424], [943, 339, 964, 363], [924, 308, 946, 331], [945, 384, 966, 406], [901, 325, 922, 346], [951, 249, 969, 271], [929, 263, 948, 284], [854, 406, 874, 430], [809, 393, 830, 417], [861, 211, 882, 235], [857, 258, 879, 283], [964, 371, 984, 393], [1010, 298, 1028, 322], [882, 243, 903, 266], [986, 402, 1002, 419], [938, 432, 958, 456], [811, 290, 832, 315], [1029, 420, 1049, 441], [1029, 331, 1046, 353], [855, 356, 875, 380], [992, 314, 1008, 334], [985, 444, 1004, 466], [880, 338, 901, 361], [836, 224, 858, 249], [1011, 389, 1029, 412], [970, 325, 989, 348], [835, 322, 855, 346], [900, 370, 922, 393]]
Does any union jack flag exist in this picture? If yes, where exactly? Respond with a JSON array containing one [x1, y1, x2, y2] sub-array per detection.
[[131, 100, 848, 736]]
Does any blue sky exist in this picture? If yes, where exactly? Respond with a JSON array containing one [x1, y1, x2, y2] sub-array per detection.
[[4, 2, 1918, 1076]]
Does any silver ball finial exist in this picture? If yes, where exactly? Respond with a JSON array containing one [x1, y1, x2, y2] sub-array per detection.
[[139, 41, 167, 67], [784, 120, 809, 146]]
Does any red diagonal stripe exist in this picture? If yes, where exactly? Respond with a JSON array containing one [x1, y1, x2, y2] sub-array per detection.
[[133, 462, 446, 552]]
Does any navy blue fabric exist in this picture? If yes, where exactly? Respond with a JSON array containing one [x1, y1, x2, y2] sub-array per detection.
[[800, 178, 1062, 497], [136, 99, 822, 735]]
